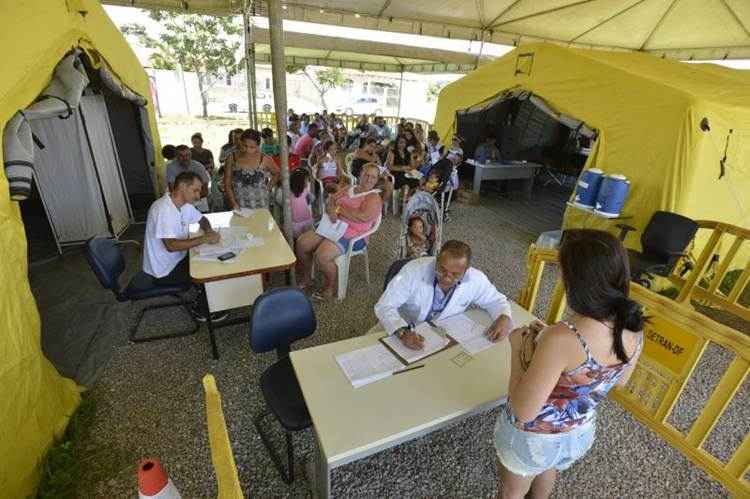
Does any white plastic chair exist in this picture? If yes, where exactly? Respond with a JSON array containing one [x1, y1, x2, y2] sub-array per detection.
[[334, 212, 382, 301]]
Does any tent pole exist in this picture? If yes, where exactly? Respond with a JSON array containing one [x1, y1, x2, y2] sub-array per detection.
[[476, 30, 486, 68], [243, 1, 257, 128], [267, 0, 294, 274], [396, 66, 404, 118]]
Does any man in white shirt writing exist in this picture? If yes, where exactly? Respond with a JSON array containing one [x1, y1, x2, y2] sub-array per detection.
[[143, 171, 219, 288], [375, 240, 513, 350]]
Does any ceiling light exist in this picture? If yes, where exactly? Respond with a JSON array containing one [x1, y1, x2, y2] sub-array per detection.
[[281, 4, 287, 9], [319, 9, 325, 13], [354, 13, 361, 18]]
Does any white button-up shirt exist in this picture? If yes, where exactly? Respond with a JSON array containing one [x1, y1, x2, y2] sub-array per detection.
[[374, 257, 512, 335]]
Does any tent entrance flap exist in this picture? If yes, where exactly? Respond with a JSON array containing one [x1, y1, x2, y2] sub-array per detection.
[[457, 91, 596, 177]]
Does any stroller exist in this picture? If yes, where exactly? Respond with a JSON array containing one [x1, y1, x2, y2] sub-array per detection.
[[423, 157, 458, 222], [395, 191, 443, 259]]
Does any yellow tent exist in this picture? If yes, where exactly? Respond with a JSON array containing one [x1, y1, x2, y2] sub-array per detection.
[[0, 1, 161, 496], [434, 43, 750, 243]]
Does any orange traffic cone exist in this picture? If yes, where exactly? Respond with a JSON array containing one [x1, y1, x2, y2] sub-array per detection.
[[138, 458, 182, 499]]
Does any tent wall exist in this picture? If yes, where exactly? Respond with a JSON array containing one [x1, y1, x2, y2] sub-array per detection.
[[29, 109, 113, 245], [434, 43, 750, 249], [79, 93, 132, 236], [0, 1, 162, 496], [103, 88, 156, 215]]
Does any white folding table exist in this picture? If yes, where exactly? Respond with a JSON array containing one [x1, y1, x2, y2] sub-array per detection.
[[190, 209, 296, 358], [290, 301, 537, 497], [467, 159, 542, 198]]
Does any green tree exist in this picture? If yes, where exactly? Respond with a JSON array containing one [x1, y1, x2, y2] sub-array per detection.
[[290, 67, 348, 109], [121, 11, 241, 118], [427, 81, 448, 102]]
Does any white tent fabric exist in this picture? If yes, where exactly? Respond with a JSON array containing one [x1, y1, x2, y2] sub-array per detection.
[[2, 51, 89, 200], [79, 94, 132, 236], [30, 111, 111, 245], [105, 0, 750, 61]]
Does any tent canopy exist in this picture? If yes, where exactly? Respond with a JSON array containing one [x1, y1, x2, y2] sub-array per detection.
[[105, 0, 750, 60], [434, 43, 750, 243], [0, 0, 162, 496], [252, 27, 485, 73]]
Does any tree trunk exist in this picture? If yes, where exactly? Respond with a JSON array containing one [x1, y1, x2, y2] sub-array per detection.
[[302, 70, 326, 109], [197, 71, 208, 118]]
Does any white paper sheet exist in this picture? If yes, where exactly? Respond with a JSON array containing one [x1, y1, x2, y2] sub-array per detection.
[[437, 314, 495, 355], [194, 227, 262, 258], [381, 322, 449, 364], [335, 344, 403, 388]]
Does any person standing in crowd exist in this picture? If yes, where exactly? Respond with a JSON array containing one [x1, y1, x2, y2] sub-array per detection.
[[295, 163, 383, 300], [375, 239, 513, 349], [190, 132, 214, 175], [166, 145, 210, 213], [224, 129, 277, 210], [294, 123, 319, 161], [219, 128, 243, 167], [494, 229, 643, 499], [287, 116, 302, 150], [260, 127, 280, 157]]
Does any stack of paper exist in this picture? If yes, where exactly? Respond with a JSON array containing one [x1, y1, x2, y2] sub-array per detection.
[[437, 314, 495, 355], [335, 344, 403, 388], [194, 227, 263, 259], [381, 322, 450, 364]]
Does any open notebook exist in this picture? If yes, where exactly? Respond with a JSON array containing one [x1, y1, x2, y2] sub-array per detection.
[[380, 322, 451, 364]]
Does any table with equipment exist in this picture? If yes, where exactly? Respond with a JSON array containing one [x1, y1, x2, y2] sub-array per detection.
[[291, 301, 536, 497], [467, 159, 542, 198], [190, 209, 296, 359]]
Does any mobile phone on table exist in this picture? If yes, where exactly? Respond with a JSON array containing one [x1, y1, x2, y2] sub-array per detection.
[[217, 251, 236, 261]]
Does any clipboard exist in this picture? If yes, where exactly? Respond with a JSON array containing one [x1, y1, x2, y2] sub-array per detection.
[[379, 322, 457, 366]]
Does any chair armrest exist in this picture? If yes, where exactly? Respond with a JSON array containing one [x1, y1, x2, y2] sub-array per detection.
[[615, 223, 637, 241]]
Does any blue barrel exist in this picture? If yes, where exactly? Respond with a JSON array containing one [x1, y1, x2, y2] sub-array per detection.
[[573, 168, 604, 208], [595, 174, 630, 218]]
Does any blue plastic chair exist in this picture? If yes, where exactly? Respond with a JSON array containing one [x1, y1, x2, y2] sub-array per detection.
[[84, 237, 198, 342], [249, 287, 317, 483]]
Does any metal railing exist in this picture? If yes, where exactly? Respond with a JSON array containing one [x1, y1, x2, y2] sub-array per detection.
[[517, 244, 750, 497], [252, 112, 432, 135], [672, 221, 750, 323]]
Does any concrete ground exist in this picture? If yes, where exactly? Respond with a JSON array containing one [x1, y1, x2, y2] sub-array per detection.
[[31, 182, 740, 498]]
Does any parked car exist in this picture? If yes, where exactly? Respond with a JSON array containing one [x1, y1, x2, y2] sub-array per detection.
[[341, 96, 383, 116]]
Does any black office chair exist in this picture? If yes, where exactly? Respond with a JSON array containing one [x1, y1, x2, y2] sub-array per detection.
[[384, 258, 411, 291], [249, 287, 316, 484], [84, 237, 199, 342], [617, 211, 698, 288]]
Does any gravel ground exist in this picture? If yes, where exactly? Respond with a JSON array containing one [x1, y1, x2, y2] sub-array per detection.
[[37, 184, 738, 498]]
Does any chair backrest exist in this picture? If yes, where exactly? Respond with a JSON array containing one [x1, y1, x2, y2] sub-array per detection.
[[641, 211, 699, 260], [384, 258, 411, 291], [249, 287, 316, 357], [84, 237, 125, 296], [202, 375, 244, 499]]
